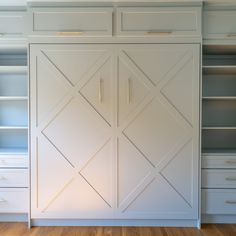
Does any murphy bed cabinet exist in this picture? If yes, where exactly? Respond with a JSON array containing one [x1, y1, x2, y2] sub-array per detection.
[[28, 1, 201, 227]]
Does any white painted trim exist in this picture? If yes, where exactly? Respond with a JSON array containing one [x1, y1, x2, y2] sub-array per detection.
[[0, 213, 27, 222], [202, 214, 236, 224], [31, 219, 199, 227], [28, 36, 202, 44]]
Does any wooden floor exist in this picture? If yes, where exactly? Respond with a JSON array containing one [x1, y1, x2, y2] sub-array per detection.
[[0, 223, 235, 236]]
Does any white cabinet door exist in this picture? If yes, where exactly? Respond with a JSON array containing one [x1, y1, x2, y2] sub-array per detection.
[[30, 45, 115, 218], [116, 45, 199, 219], [31, 44, 199, 220]]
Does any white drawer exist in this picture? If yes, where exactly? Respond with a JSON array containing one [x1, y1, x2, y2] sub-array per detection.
[[0, 169, 27, 187], [30, 7, 113, 36], [202, 169, 236, 188], [0, 188, 27, 213], [202, 189, 236, 214], [204, 10, 236, 39], [202, 153, 236, 169], [0, 11, 26, 35], [0, 155, 28, 168], [117, 7, 201, 36]]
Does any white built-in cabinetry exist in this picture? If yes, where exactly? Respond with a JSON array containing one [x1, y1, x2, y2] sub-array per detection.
[[0, 7, 28, 217], [201, 46, 236, 222], [201, 3, 236, 223], [1, 0, 236, 227], [0, 47, 28, 213]]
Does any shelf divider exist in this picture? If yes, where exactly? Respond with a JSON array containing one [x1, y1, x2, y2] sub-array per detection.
[[0, 96, 28, 101], [0, 66, 27, 74]]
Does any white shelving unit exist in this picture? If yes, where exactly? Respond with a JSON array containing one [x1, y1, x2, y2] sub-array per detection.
[[202, 48, 236, 152], [0, 46, 28, 216], [0, 48, 27, 153], [202, 45, 236, 220]]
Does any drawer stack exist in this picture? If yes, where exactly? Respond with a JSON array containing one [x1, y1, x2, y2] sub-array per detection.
[[202, 45, 236, 217], [202, 153, 236, 215]]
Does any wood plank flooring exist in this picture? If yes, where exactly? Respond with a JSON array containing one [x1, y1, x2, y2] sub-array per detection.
[[0, 223, 235, 236], [0, 223, 236, 236]]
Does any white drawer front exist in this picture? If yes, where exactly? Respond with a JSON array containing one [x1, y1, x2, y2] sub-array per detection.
[[202, 189, 236, 214], [0, 188, 27, 213], [31, 7, 113, 36], [202, 169, 236, 188], [202, 154, 236, 169], [0, 169, 27, 187], [0, 156, 28, 168], [117, 7, 201, 36], [204, 10, 236, 39], [0, 11, 26, 35]]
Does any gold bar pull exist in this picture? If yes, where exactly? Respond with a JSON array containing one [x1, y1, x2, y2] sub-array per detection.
[[57, 31, 84, 36], [127, 77, 131, 104], [147, 30, 172, 35], [225, 160, 236, 164], [227, 33, 236, 37], [99, 78, 103, 104], [225, 177, 236, 181], [225, 200, 236, 204]]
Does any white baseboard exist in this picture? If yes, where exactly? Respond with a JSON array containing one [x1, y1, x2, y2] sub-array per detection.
[[0, 213, 28, 222], [31, 219, 199, 227], [202, 214, 236, 224]]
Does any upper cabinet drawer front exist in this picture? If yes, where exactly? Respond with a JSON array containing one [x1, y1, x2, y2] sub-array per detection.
[[0, 12, 26, 35], [117, 7, 201, 36], [31, 8, 113, 36], [204, 10, 236, 39]]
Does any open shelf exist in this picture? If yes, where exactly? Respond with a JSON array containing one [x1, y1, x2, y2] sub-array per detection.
[[202, 100, 236, 127], [202, 129, 236, 150], [0, 129, 27, 151], [0, 68, 27, 97], [203, 54, 236, 66], [0, 49, 27, 66], [0, 100, 28, 127], [202, 72, 236, 97], [0, 147, 28, 155], [202, 148, 236, 155]]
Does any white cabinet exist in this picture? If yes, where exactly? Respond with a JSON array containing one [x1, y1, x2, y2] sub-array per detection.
[[0, 46, 28, 214], [29, 7, 113, 36], [117, 7, 201, 37], [30, 44, 199, 220], [201, 44, 236, 222]]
